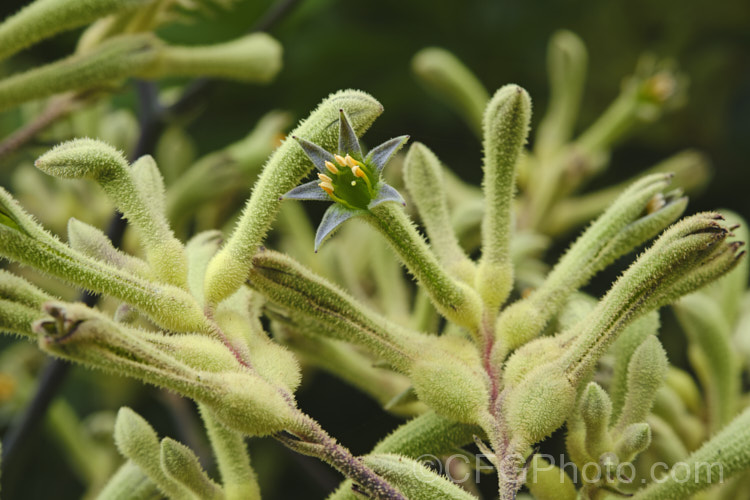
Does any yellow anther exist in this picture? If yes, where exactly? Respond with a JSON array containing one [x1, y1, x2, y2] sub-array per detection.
[[352, 165, 366, 178], [317, 173, 333, 183], [319, 182, 334, 196], [345, 155, 359, 167], [334, 154, 347, 167], [325, 160, 339, 174]]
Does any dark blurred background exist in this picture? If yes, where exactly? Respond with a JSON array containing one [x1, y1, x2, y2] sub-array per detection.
[[0, 0, 748, 498]]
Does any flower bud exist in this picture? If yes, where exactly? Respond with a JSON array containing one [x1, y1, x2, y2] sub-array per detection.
[[404, 142, 472, 280], [160, 437, 222, 500], [143, 33, 282, 84], [534, 30, 587, 159], [363, 453, 476, 500], [0, 0, 150, 62], [614, 423, 651, 463], [412, 47, 489, 136], [36, 139, 189, 288], [505, 367, 576, 446], [581, 382, 613, 458], [527, 455, 577, 500], [410, 350, 489, 425], [614, 336, 668, 432], [478, 84, 531, 313], [114, 407, 193, 499], [0, 35, 159, 112], [67, 217, 150, 278]]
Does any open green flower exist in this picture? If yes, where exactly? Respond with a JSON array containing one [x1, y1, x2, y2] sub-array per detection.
[[281, 109, 408, 251]]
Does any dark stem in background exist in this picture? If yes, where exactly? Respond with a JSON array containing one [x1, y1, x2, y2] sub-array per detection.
[[0, 0, 304, 483]]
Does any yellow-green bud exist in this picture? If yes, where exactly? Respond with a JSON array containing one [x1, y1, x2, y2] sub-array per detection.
[[410, 352, 489, 425], [506, 368, 576, 446]]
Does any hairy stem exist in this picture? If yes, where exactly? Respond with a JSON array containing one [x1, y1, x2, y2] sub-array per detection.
[[283, 413, 406, 500]]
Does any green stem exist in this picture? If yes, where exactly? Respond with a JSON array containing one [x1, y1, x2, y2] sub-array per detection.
[[366, 202, 482, 333], [0, 0, 148, 62], [625, 407, 750, 500], [94, 460, 159, 500], [200, 405, 261, 500]]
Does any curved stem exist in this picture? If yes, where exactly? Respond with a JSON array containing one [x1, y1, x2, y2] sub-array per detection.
[[282, 412, 406, 500], [366, 202, 482, 334]]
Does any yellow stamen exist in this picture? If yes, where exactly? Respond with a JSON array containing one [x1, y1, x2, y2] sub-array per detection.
[[325, 160, 339, 174], [319, 182, 334, 196], [317, 173, 333, 183], [345, 155, 359, 167], [352, 165, 366, 178], [334, 154, 347, 167]]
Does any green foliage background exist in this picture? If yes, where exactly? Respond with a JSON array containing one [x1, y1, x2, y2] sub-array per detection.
[[0, 0, 748, 498]]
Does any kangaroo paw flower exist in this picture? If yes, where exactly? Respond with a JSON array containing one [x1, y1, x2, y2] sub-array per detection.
[[281, 109, 408, 251]]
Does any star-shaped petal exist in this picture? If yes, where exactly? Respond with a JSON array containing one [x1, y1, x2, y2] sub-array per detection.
[[315, 204, 362, 251], [281, 109, 409, 251], [366, 135, 409, 173]]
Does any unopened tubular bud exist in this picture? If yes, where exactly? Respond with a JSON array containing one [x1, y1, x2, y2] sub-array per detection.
[[0, 299, 43, 338], [0, 34, 159, 112], [559, 213, 741, 383], [248, 249, 424, 373], [412, 47, 489, 136], [478, 84, 531, 313], [199, 372, 295, 437], [581, 382, 613, 457], [36, 139, 188, 288], [131, 155, 167, 219], [363, 453, 476, 500], [410, 351, 488, 425], [160, 438, 223, 500], [67, 218, 150, 278], [631, 407, 750, 499], [615, 423, 652, 463], [1, 189, 205, 333], [505, 367, 576, 446], [0, 0, 150, 62], [535, 30, 588, 159], [0, 269, 53, 309], [614, 336, 668, 432], [496, 173, 681, 355], [609, 312, 660, 420], [143, 33, 282, 84], [114, 408, 194, 499], [404, 142, 473, 279], [527, 455, 577, 500]]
